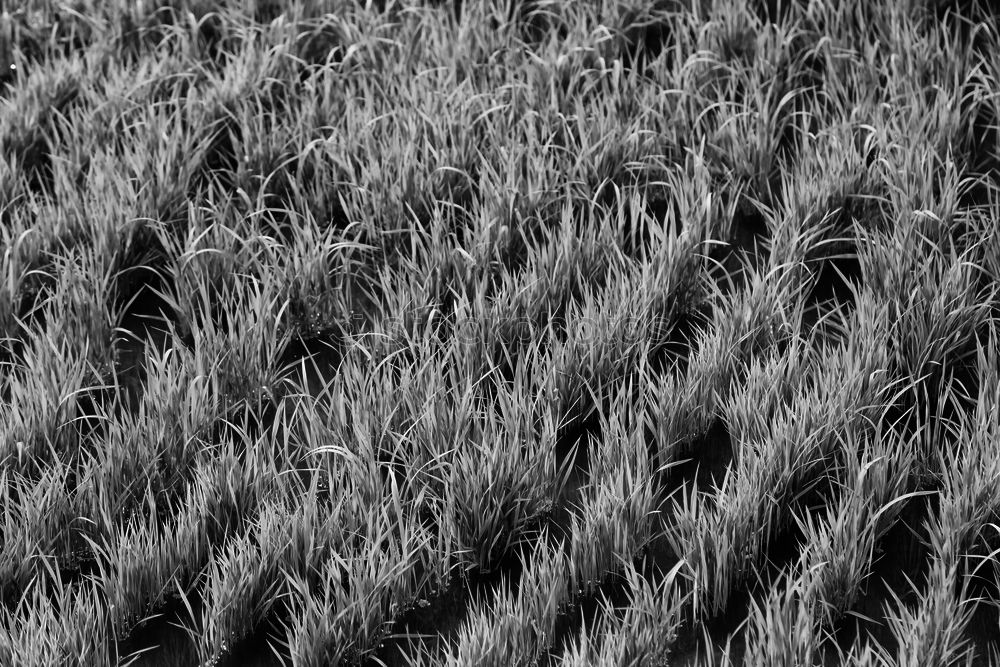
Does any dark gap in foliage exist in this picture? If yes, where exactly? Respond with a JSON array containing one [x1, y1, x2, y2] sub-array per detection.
[[0, 330, 19, 367], [116, 485, 273, 664], [618, 4, 677, 76], [1, 547, 93, 614], [120, 591, 277, 667], [961, 571, 1000, 664], [415, 245, 483, 325], [112, 244, 171, 322], [679, 488, 820, 658], [696, 535, 812, 660], [1, 9, 92, 68], [507, 0, 570, 46], [4, 129, 53, 195], [119, 232, 197, 351], [146, 4, 229, 65], [243, 169, 311, 242], [670, 586, 758, 665], [434, 180, 481, 234], [603, 186, 682, 260], [760, 166, 788, 215], [544, 569, 633, 663], [379, 502, 566, 664], [961, 97, 998, 208], [3, 75, 80, 194], [694, 512, 810, 650], [0, 580, 20, 613], [647, 500, 684, 569], [217, 397, 282, 457], [252, 0, 285, 25], [112, 250, 176, 410], [765, 491, 825, 579], [113, 8, 156, 65], [644, 193, 682, 243], [543, 512, 688, 663], [729, 197, 770, 259], [915, 361, 981, 440], [366, 582, 468, 666], [359, 0, 389, 13], [659, 418, 734, 495], [774, 104, 808, 168], [832, 492, 937, 654], [72, 385, 122, 465], [792, 28, 826, 72], [385, 528, 554, 662], [648, 302, 710, 378], [717, 22, 758, 68], [801, 197, 869, 328], [374, 202, 437, 274], [192, 114, 242, 194], [18, 276, 55, 321], [210, 566, 296, 667], [804, 243, 861, 314], [748, 0, 806, 25], [948, 359, 982, 419], [216, 627, 285, 667], [315, 187, 356, 235], [371, 524, 559, 665], [929, 0, 995, 32], [49, 534, 103, 595], [278, 333, 345, 396], [293, 15, 365, 81], [134, 8, 175, 54], [157, 292, 219, 355], [250, 180, 358, 263], [555, 406, 600, 481], [284, 267, 366, 342], [503, 196, 571, 279], [549, 427, 594, 543], [462, 536, 533, 614], [708, 198, 770, 294], [674, 633, 748, 667], [0, 270, 51, 365], [883, 362, 982, 484], [414, 0, 465, 23], [0, 27, 14, 91]]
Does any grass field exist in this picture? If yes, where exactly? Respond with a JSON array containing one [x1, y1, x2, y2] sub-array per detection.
[[2, 0, 1000, 665]]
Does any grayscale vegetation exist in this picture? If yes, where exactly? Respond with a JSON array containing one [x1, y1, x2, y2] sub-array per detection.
[[1, 0, 999, 665]]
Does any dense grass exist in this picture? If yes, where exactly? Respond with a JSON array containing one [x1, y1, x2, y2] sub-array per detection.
[[1, 0, 999, 665]]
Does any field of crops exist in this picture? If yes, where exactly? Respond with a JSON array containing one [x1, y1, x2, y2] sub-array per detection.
[[2, 0, 999, 665]]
